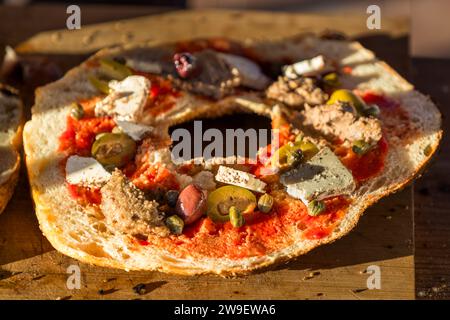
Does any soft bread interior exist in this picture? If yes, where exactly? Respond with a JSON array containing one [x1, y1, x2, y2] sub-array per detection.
[[0, 87, 23, 214]]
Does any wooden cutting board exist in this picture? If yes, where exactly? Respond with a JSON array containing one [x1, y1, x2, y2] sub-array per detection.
[[0, 9, 414, 299]]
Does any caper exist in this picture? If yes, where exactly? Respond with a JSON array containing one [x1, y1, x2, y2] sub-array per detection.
[[165, 190, 179, 208], [287, 149, 304, 166], [322, 72, 340, 87], [165, 215, 184, 235], [99, 58, 132, 80], [364, 104, 380, 117], [89, 76, 110, 94], [229, 206, 245, 228], [258, 193, 274, 214], [352, 140, 372, 155], [70, 103, 84, 120], [308, 200, 326, 216], [91, 133, 136, 167]]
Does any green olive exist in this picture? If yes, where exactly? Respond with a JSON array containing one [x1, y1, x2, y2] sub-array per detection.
[[272, 140, 317, 169], [89, 76, 110, 94], [308, 200, 326, 216], [207, 186, 256, 223], [166, 215, 184, 235], [91, 133, 136, 167], [352, 140, 372, 155], [327, 89, 366, 115], [271, 142, 296, 168], [95, 132, 109, 141], [322, 72, 341, 87], [298, 141, 319, 160], [258, 193, 274, 214], [99, 58, 132, 80], [229, 206, 245, 228], [111, 126, 123, 134], [70, 103, 84, 120], [294, 133, 304, 143]]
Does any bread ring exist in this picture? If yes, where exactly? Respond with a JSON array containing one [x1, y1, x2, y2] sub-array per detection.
[[24, 36, 441, 275]]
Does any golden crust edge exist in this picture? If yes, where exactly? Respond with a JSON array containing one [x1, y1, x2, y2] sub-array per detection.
[[0, 98, 23, 215]]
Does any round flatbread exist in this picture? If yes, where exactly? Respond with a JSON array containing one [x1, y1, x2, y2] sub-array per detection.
[[24, 36, 441, 275]]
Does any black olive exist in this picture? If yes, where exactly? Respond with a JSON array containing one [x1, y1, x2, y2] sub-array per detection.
[[165, 190, 179, 208], [173, 52, 198, 78]]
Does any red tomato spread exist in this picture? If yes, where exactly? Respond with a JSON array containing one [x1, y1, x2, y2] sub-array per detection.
[[58, 114, 116, 204], [336, 137, 388, 183], [59, 115, 116, 156], [67, 184, 102, 206], [333, 91, 408, 183], [133, 73, 181, 117], [142, 193, 350, 259], [361, 91, 399, 110], [127, 162, 179, 192], [362, 91, 412, 141]]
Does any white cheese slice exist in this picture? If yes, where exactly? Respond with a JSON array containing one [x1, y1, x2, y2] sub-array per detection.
[[280, 147, 355, 205], [66, 155, 111, 187], [94, 75, 151, 122], [215, 166, 266, 193], [283, 55, 332, 79], [116, 120, 153, 141], [219, 53, 271, 90]]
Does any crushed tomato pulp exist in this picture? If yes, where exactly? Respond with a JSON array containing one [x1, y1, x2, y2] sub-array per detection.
[[59, 114, 116, 204], [134, 72, 181, 117], [336, 136, 388, 183], [140, 194, 350, 259]]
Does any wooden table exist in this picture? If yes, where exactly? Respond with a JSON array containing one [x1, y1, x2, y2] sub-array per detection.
[[0, 6, 446, 300]]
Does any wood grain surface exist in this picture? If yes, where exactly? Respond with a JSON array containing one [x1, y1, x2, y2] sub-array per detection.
[[412, 58, 450, 299], [0, 7, 422, 300]]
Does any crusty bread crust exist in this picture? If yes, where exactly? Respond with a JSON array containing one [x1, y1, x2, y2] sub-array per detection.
[[0, 86, 23, 214], [0, 159, 20, 214], [23, 36, 442, 275]]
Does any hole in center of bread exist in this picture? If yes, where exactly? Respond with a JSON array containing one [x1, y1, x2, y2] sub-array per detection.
[[168, 113, 272, 162]]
